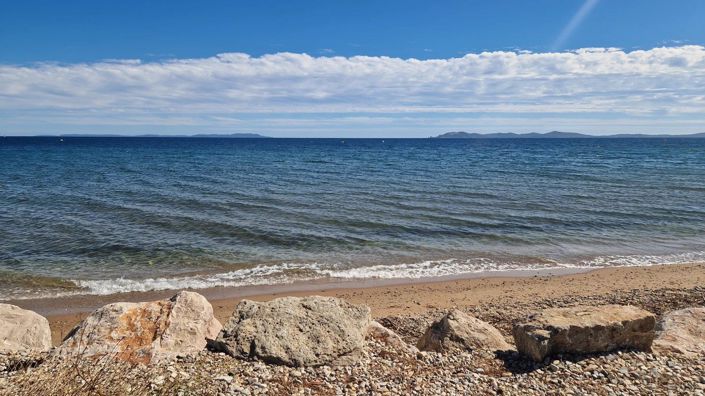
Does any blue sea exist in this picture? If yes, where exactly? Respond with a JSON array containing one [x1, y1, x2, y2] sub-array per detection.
[[1, 137, 705, 299]]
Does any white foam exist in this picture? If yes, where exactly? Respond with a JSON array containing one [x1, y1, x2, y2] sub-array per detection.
[[74, 262, 319, 295], [577, 251, 705, 268], [71, 257, 568, 296], [315, 257, 564, 279], [7, 250, 705, 299]]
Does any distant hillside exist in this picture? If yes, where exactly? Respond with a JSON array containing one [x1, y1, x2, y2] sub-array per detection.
[[58, 133, 269, 138], [607, 132, 705, 138], [434, 131, 705, 139]]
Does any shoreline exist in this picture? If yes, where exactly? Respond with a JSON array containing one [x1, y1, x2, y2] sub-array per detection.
[[5, 266, 591, 316], [2, 262, 702, 346]]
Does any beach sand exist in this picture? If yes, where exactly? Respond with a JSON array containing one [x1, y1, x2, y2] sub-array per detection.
[[3, 262, 705, 395], [6, 262, 704, 346]]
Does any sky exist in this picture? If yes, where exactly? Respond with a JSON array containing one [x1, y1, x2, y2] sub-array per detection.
[[1, 0, 705, 137]]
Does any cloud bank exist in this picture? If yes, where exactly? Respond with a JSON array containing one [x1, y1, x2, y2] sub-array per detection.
[[1, 46, 704, 136]]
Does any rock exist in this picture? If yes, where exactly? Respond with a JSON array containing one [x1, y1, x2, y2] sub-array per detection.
[[0, 303, 52, 353], [417, 309, 511, 353], [214, 374, 233, 384], [366, 321, 419, 354], [652, 307, 705, 357], [160, 291, 222, 353], [57, 291, 221, 364], [214, 296, 371, 366], [513, 305, 655, 361]]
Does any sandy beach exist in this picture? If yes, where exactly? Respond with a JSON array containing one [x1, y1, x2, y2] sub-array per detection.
[[3, 262, 705, 395], [5, 4, 705, 394], [7, 263, 704, 346]]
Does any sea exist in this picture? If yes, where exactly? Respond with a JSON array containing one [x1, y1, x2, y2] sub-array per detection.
[[1, 136, 704, 300]]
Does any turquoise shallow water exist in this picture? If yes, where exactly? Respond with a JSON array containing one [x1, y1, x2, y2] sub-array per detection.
[[1, 137, 704, 298]]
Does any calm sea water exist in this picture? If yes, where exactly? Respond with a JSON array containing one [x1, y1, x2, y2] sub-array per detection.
[[1, 137, 705, 299]]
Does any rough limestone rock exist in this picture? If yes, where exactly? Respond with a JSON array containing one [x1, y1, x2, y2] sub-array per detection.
[[652, 307, 705, 357], [214, 296, 371, 367], [58, 291, 221, 364], [417, 309, 511, 353], [0, 303, 52, 353], [513, 304, 655, 362]]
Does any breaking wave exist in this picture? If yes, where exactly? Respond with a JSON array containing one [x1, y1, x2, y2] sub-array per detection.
[[4, 250, 697, 299]]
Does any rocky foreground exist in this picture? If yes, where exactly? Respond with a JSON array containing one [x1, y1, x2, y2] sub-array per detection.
[[1, 285, 704, 395]]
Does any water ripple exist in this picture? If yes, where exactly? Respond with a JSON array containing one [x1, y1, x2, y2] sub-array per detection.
[[1, 137, 705, 298]]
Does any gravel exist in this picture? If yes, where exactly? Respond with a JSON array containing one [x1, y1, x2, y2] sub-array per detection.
[[1, 285, 703, 395]]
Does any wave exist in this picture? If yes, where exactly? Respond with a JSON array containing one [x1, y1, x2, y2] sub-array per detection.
[[577, 250, 705, 267], [2, 250, 701, 300], [73, 263, 319, 295], [2, 250, 703, 300]]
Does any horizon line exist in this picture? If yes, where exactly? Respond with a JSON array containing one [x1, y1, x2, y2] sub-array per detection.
[[4, 131, 705, 139]]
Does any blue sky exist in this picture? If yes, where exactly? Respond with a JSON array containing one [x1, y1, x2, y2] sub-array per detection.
[[1, 0, 705, 137]]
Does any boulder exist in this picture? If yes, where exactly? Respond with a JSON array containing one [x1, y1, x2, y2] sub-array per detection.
[[513, 305, 655, 362], [57, 291, 221, 364], [652, 307, 705, 357], [214, 296, 371, 367], [0, 303, 52, 353], [417, 309, 511, 353]]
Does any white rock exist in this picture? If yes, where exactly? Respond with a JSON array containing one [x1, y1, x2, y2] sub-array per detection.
[[214, 374, 233, 383], [417, 309, 511, 353], [0, 303, 52, 353], [652, 307, 705, 357]]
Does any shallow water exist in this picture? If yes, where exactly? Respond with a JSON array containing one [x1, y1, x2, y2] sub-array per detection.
[[1, 136, 704, 298]]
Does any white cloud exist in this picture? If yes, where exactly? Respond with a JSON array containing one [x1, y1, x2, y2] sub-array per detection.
[[1, 46, 704, 135]]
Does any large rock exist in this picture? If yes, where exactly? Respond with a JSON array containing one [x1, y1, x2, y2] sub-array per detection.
[[652, 307, 705, 357], [513, 305, 655, 362], [214, 296, 371, 367], [417, 309, 511, 353], [0, 303, 52, 353], [57, 291, 221, 364]]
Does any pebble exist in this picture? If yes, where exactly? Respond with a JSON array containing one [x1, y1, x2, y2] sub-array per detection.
[[214, 374, 233, 384], [1, 285, 704, 395]]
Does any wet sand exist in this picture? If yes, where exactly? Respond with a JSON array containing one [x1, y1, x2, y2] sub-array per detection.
[[6, 263, 705, 346]]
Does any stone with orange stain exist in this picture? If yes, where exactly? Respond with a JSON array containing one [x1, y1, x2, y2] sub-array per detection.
[[56, 291, 221, 364]]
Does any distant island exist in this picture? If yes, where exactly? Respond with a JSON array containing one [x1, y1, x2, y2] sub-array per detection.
[[434, 131, 705, 139], [57, 133, 269, 138]]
